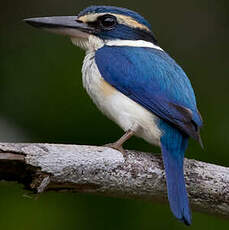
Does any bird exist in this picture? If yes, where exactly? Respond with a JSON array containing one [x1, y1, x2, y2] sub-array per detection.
[[24, 5, 203, 225]]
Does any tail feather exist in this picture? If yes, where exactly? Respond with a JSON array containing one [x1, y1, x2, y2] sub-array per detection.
[[160, 121, 191, 225]]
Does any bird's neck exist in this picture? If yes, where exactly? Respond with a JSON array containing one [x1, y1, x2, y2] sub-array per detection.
[[71, 35, 163, 53], [105, 40, 163, 51]]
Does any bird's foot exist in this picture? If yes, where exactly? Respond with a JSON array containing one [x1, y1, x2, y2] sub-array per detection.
[[104, 143, 126, 155], [103, 130, 134, 155]]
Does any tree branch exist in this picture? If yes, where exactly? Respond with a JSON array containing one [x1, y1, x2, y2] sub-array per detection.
[[0, 143, 228, 218]]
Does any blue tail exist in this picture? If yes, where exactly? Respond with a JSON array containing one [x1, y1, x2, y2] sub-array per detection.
[[160, 121, 191, 225]]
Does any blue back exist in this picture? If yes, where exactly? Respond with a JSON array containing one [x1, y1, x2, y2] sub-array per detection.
[[95, 46, 202, 140]]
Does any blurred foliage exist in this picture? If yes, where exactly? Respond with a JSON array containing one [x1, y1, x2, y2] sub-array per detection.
[[0, 0, 229, 229]]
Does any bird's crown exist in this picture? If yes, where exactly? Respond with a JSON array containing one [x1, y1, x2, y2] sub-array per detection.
[[78, 6, 152, 31], [76, 5, 157, 44]]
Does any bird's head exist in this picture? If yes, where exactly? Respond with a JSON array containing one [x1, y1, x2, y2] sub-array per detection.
[[25, 5, 158, 51]]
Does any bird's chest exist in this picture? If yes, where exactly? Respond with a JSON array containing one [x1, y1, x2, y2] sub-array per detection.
[[82, 51, 116, 115]]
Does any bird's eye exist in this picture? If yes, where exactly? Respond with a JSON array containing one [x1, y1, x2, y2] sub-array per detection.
[[98, 15, 117, 29]]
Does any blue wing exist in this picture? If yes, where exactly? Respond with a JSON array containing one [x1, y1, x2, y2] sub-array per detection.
[[95, 46, 202, 142]]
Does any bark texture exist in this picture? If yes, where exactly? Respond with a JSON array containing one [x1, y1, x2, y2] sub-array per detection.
[[0, 142, 228, 218]]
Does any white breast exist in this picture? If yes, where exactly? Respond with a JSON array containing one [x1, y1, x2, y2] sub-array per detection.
[[82, 51, 162, 146]]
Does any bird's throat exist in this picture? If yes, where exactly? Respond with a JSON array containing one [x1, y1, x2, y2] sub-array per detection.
[[71, 35, 104, 51]]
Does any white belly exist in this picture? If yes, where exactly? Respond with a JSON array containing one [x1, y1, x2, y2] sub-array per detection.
[[82, 51, 161, 146]]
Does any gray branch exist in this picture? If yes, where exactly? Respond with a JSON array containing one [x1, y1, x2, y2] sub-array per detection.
[[0, 143, 228, 218]]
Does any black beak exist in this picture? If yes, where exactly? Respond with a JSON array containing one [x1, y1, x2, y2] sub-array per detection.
[[24, 16, 94, 38]]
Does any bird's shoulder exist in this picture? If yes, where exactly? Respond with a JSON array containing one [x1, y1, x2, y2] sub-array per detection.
[[95, 45, 196, 109]]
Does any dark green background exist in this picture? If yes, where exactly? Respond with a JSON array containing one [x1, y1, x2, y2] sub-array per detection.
[[1, 0, 229, 229]]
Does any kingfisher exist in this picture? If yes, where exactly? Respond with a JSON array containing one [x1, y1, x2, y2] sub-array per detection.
[[24, 5, 203, 225]]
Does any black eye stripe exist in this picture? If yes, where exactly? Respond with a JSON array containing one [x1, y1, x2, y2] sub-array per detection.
[[87, 20, 99, 27], [83, 14, 157, 43]]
